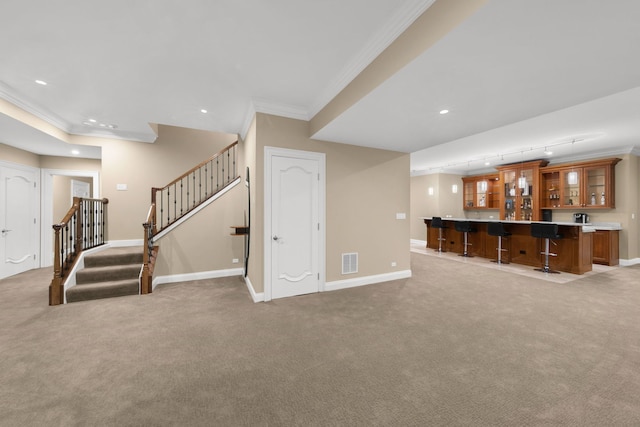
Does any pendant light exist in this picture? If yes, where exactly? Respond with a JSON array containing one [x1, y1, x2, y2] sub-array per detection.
[[518, 151, 527, 189], [567, 140, 578, 184]]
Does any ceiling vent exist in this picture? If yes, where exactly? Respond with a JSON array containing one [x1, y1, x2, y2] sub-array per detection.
[[342, 253, 358, 275]]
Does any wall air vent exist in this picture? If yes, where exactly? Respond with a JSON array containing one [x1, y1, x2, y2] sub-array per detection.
[[342, 253, 358, 275]]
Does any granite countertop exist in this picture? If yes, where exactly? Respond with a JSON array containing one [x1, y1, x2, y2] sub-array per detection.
[[421, 217, 622, 231]]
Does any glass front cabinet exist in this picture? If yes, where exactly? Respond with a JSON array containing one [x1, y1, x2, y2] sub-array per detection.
[[462, 174, 500, 210], [540, 158, 620, 209], [496, 160, 548, 221]]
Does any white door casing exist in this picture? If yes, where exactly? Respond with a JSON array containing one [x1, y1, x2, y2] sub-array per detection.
[[264, 147, 325, 301], [0, 162, 39, 279]]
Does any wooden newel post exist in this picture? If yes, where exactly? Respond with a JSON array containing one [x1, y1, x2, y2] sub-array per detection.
[[74, 197, 83, 255], [49, 224, 63, 306], [141, 222, 151, 295]]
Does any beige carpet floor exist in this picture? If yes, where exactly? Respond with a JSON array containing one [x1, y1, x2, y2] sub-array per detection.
[[1, 253, 640, 426]]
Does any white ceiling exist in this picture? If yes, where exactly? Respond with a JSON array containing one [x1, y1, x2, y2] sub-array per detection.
[[1, 0, 639, 172]]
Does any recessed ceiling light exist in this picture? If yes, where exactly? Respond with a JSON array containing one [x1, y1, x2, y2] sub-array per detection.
[[107, 124, 117, 129], [201, 109, 208, 114], [35, 79, 47, 86], [71, 150, 80, 155], [439, 109, 449, 115], [89, 118, 97, 123], [99, 123, 107, 127], [544, 150, 553, 156], [484, 161, 490, 166]]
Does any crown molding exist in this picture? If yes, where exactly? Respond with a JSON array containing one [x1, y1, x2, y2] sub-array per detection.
[[308, 0, 436, 118], [68, 125, 157, 143], [0, 80, 72, 133], [252, 98, 309, 121], [240, 103, 257, 142]]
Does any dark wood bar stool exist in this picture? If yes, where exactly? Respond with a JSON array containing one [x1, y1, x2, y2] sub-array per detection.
[[531, 223, 563, 274], [431, 217, 447, 253], [487, 222, 511, 264], [454, 221, 477, 257]]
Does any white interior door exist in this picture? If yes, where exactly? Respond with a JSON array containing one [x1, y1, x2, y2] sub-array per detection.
[[266, 148, 325, 300], [1, 163, 39, 279]]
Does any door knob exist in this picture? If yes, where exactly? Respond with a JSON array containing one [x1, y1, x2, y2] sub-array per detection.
[[273, 235, 279, 241]]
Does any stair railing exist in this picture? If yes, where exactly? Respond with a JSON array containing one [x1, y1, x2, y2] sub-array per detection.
[[141, 203, 156, 294], [151, 141, 238, 233], [50, 197, 109, 305], [141, 141, 239, 294]]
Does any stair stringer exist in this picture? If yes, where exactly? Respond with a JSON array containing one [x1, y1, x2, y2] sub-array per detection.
[[152, 177, 241, 243]]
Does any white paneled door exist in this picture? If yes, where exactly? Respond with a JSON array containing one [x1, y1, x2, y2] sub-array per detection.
[[0, 163, 39, 279], [266, 149, 325, 300]]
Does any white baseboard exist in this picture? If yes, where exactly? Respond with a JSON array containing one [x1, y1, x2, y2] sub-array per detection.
[[244, 275, 264, 303], [620, 258, 640, 266], [152, 268, 243, 290], [411, 239, 426, 246], [108, 239, 144, 247], [325, 269, 412, 292]]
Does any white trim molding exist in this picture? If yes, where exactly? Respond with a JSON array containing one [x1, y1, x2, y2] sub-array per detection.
[[108, 239, 144, 248], [411, 239, 427, 247], [152, 268, 244, 290], [244, 275, 264, 303], [620, 258, 640, 267], [325, 270, 412, 292]]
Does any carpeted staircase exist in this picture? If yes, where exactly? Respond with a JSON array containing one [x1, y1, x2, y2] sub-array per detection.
[[66, 247, 143, 303]]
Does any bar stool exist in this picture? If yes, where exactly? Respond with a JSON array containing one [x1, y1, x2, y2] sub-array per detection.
[[487, 222, 511, 264], [431, 217, 447, 253], [531, 223, 563, 274], [454, 221, 477, 257]]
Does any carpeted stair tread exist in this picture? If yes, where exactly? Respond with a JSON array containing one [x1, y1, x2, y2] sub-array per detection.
[[84, 247, 143, 268], [76, 264, 141, 284], [66, 279, 139, 303]]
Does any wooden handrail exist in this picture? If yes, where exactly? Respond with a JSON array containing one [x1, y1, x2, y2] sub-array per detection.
[[50, 197, 109, 305], [151, 140, 239, 233], [161, 140, 238, 191]]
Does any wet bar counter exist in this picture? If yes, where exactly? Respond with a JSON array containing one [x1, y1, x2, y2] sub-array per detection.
[[423, 218, 593, 274]]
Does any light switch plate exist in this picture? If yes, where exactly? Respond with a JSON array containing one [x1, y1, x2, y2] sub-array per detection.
[[396, 213, 406, 220], [116, 184, 127, 191]]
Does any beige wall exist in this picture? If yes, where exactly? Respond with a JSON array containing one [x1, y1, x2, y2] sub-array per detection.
[[40, 156, 101, 173], [77, 124, 237, 240], [52, 176, 93, 223], [248, 113, 410, 293], [0, 143, 40, 167], [243, 117, 259, 286], [410, 173, 466, 241], [153, 183, 246, 277]]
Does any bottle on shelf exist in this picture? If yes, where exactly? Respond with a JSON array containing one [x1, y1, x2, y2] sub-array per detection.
[[591, 193, 596, 205], [601, 192, 605, 205]]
